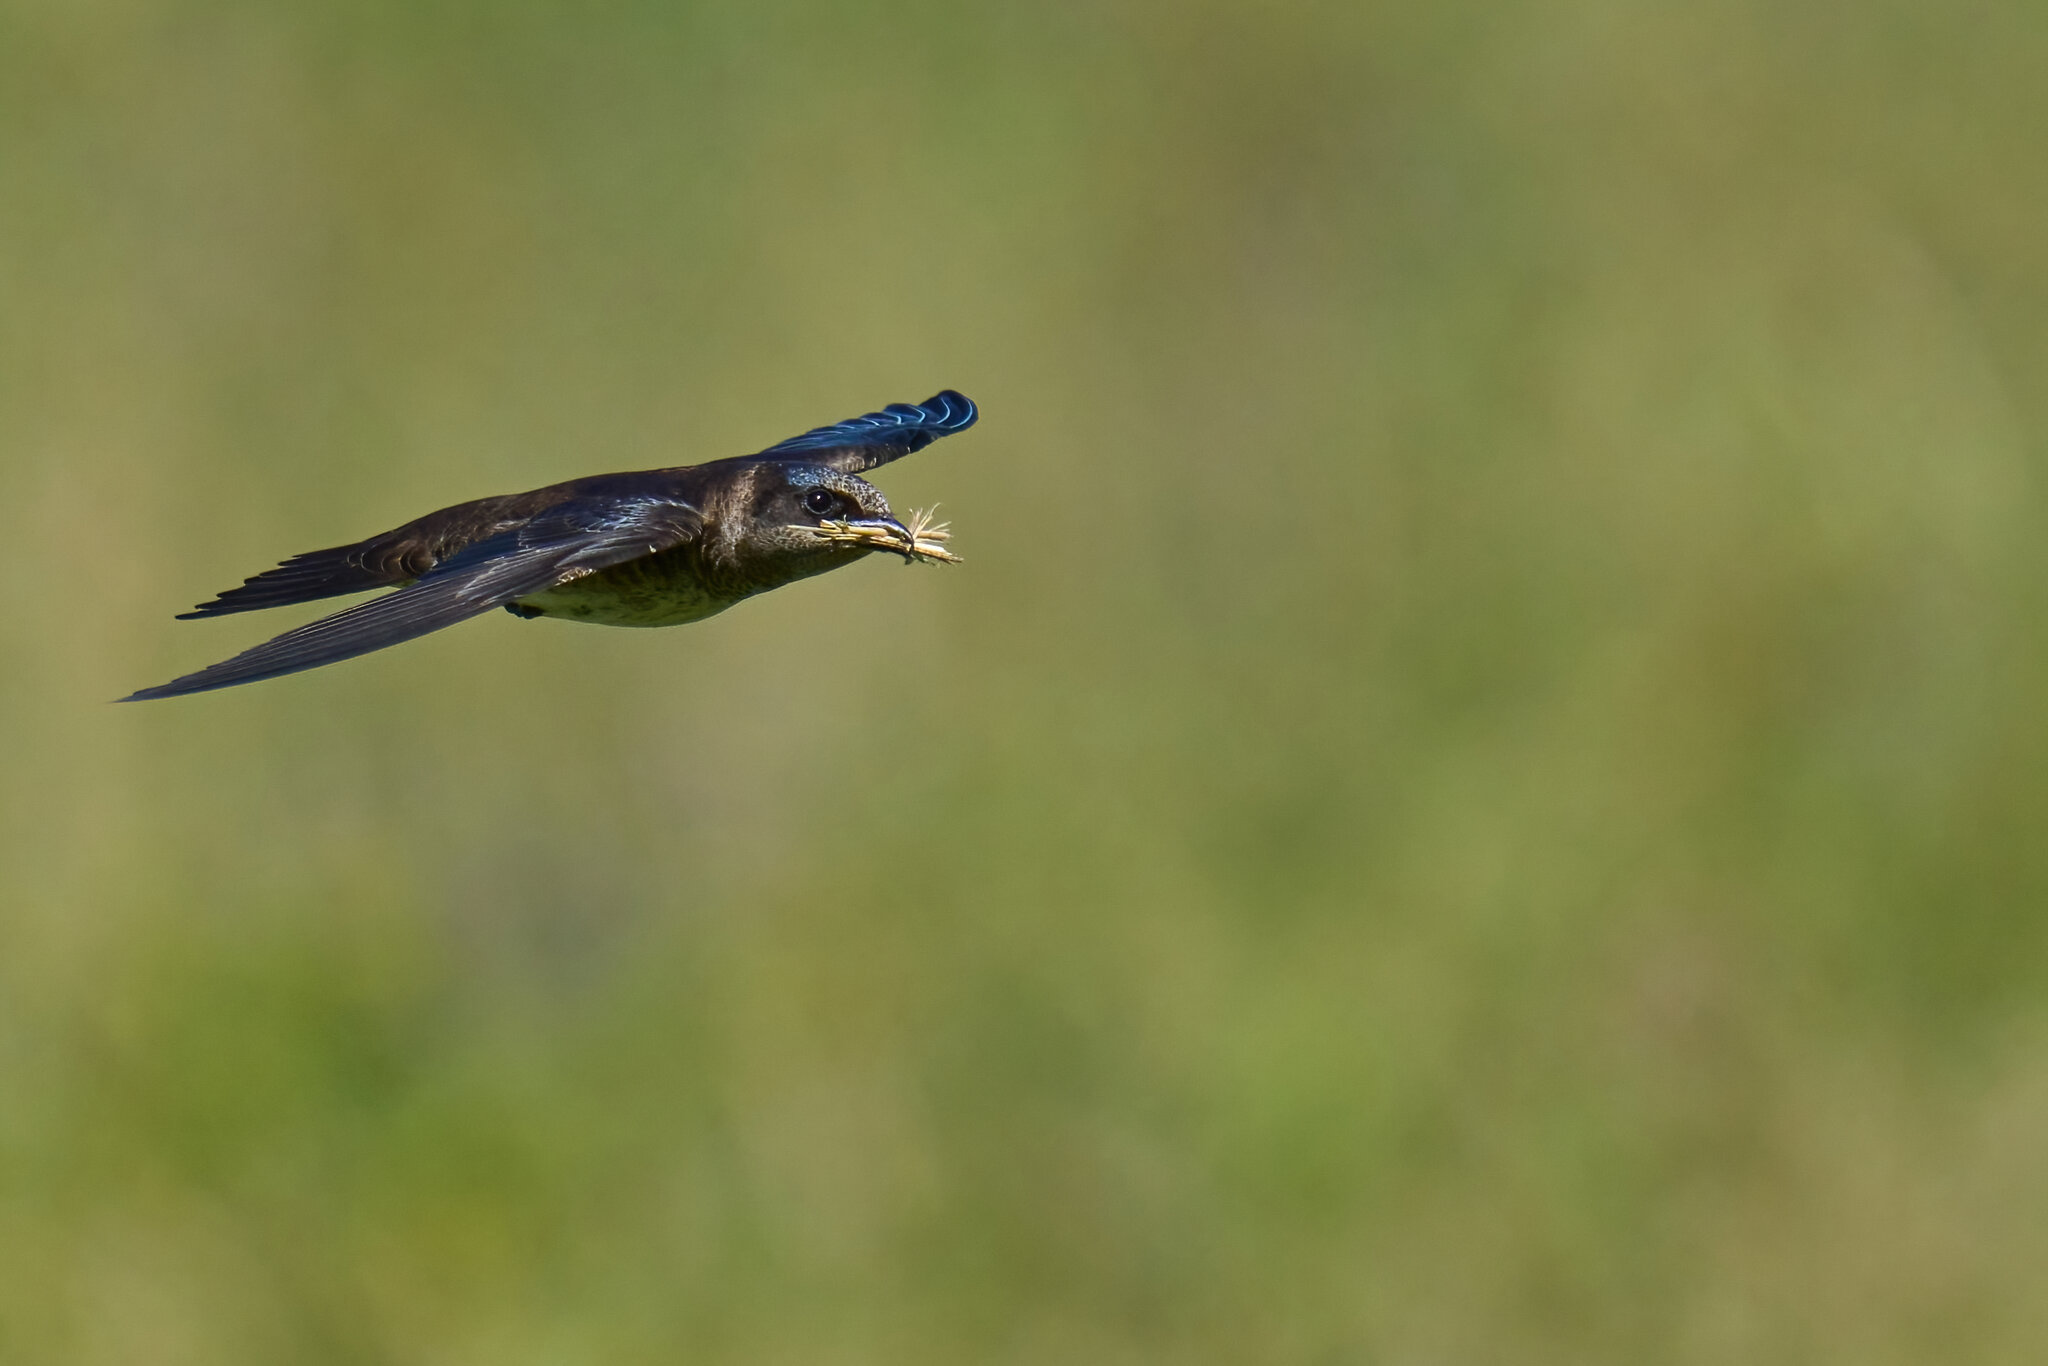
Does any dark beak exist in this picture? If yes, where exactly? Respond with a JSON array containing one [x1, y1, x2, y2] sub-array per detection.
[[849, 516, 917, 559]]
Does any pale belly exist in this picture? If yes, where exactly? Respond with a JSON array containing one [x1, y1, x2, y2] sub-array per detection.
[[512, 557, 739, 628]]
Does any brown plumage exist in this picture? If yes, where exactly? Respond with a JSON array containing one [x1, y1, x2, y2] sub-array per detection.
[[124, 391, 978, 700]]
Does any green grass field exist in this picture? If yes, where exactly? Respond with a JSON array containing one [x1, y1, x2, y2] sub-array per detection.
[[6, 1, 2048, 1360]]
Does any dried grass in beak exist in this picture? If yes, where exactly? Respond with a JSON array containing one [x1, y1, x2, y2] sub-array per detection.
[[804, 507, 962, 564]]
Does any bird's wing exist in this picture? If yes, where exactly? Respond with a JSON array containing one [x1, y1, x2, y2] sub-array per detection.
[[122, 495, 703, 701], [755, 390, 978, 473]]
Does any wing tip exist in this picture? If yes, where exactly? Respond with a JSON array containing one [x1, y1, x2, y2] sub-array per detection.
[[116, 673, 223, 702], [919, 389, 978, 432]]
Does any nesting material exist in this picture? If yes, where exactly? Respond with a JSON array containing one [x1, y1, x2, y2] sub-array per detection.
[[806, 507, 962, 564]]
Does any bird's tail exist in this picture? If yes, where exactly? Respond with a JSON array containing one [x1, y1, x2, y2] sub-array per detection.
[[176, 541, 402, 619]]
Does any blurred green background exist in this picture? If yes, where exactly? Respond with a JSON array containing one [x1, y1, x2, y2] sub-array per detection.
[[5, 0, 2048, 1360]]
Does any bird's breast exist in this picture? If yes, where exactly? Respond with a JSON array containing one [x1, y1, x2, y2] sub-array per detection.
[[513, 551, 737, 628]]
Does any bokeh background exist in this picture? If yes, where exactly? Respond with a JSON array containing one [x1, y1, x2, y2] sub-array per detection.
[[5, 0, 2048, 1360]]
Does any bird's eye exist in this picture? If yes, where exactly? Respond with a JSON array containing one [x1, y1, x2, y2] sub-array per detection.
[[802, 488, 840, 517]]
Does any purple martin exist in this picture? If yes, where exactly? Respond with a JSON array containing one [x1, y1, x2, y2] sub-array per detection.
[[123, 391, 977, 700]]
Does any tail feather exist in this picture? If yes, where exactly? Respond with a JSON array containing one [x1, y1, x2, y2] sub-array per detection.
[[177, 544, 402, 619]]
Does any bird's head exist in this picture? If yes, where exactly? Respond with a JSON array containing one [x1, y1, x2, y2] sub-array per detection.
[[737, 463, 900, 561], [721, 463, 957, 585]]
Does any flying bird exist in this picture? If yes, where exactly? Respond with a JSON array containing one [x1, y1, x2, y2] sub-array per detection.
[[122, 390, 978, 701]]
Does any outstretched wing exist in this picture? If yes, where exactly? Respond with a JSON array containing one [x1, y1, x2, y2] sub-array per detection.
[[755, 390, 978, 474], [122, 495, 703, 701]]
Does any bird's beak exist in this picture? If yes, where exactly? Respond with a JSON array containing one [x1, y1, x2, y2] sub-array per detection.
[[799, 509, 961, 564], [860, 517, 916, 559]]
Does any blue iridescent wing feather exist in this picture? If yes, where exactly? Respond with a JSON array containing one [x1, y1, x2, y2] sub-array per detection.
[[756, 390, 977, 472]]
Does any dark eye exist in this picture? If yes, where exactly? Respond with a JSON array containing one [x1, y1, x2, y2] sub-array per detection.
[[802, 488, 839, 517]]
